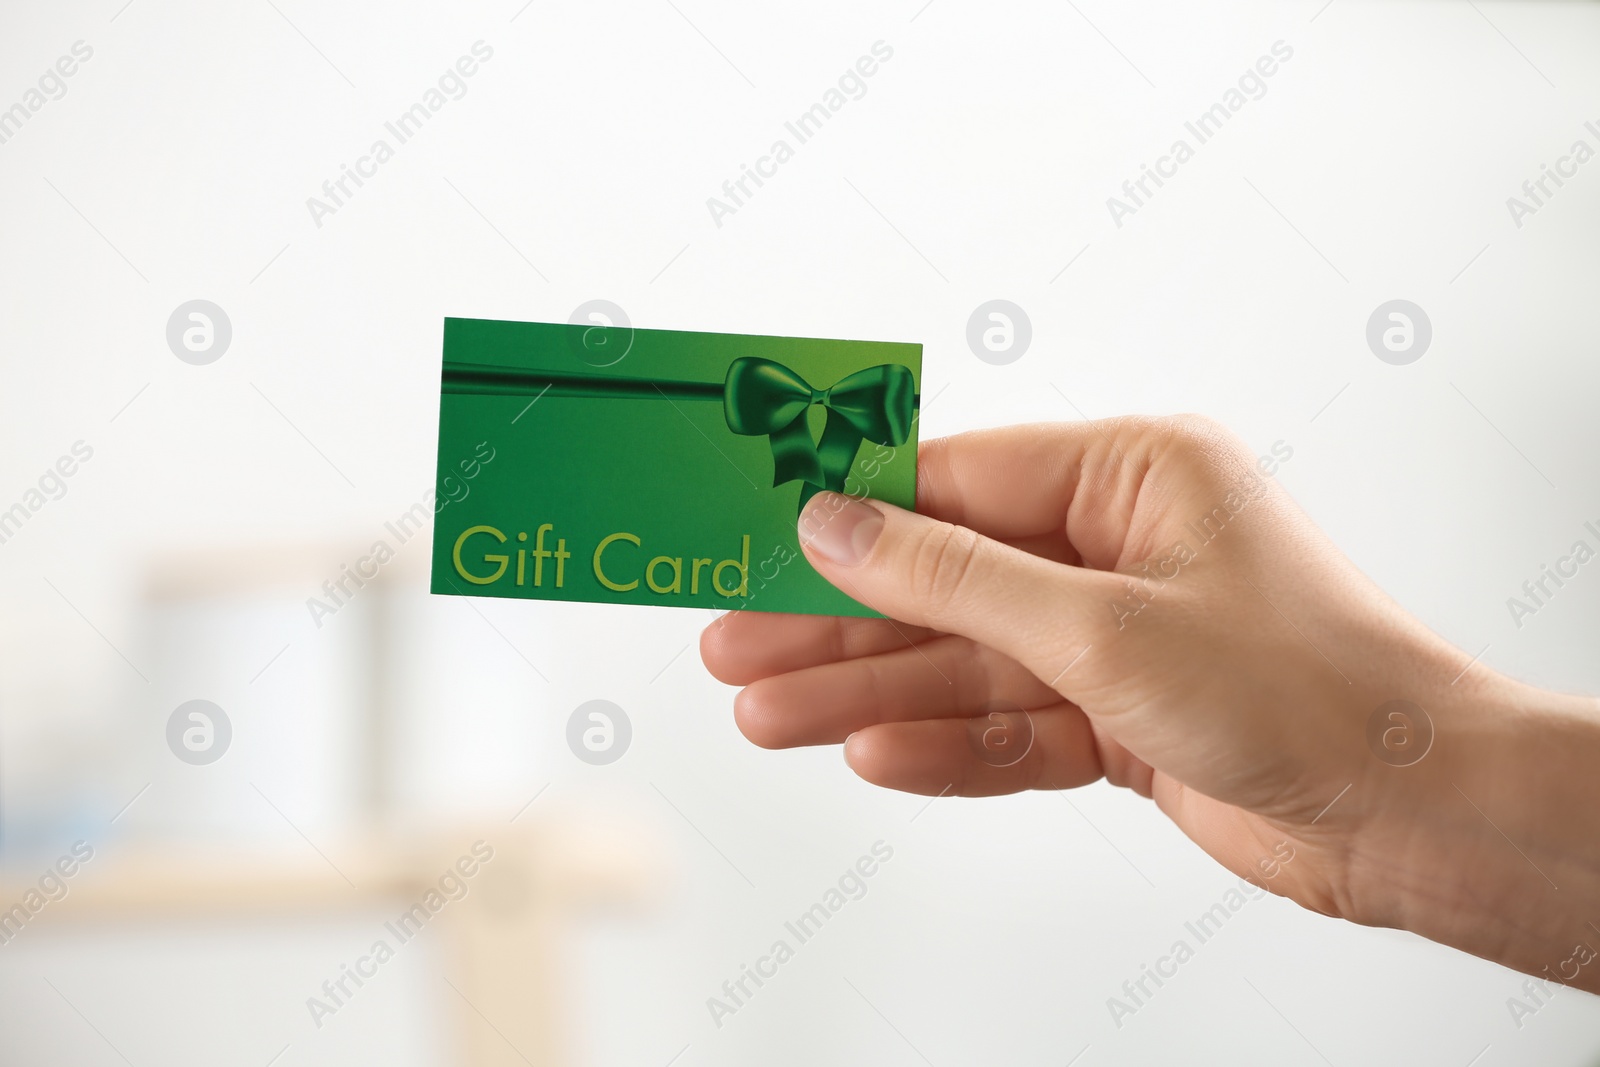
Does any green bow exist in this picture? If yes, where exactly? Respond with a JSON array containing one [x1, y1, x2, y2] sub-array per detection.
[[722, 357, 916, 511]]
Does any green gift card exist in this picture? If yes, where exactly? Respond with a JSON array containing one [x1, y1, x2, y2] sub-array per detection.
[[430, 317, 921, 617]]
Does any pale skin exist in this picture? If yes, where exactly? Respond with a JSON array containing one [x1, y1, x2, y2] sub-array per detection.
[[700, 418, 1600, 993]]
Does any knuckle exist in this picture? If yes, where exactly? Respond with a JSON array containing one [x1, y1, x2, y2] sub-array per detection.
[[1154, 413, 1257, 481], [1165, 412, 1228, 438], [907, 521, 981, 614], [1163, 412, 1243, 455]]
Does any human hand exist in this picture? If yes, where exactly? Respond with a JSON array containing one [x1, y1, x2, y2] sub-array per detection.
[[700, 418, 1600, 992]]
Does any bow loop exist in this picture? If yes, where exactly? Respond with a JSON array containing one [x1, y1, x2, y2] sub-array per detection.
[[724, 356, 915, 511]]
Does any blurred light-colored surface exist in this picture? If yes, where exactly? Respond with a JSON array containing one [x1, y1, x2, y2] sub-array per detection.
[[3, 0, 1600, 1064]]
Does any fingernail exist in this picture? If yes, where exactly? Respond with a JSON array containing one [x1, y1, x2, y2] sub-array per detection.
[[799, 493, 884, 566], [843, 732, 857, 769]]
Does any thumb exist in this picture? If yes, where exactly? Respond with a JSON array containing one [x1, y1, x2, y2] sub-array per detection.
[[797, 492, 1113, 682]]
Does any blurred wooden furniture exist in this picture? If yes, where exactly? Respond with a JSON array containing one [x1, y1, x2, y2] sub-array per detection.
[[3, 819, 655, 1066], [0, 544, 659, 1065]]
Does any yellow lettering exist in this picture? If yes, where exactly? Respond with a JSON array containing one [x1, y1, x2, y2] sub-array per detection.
[[691, 558, 713, 595], [647, 556, 683, 594], [532, 523, 554, 586], [594, 532, 641, 591], [453, 525, 508, 584], [713, 535, 750, 597]]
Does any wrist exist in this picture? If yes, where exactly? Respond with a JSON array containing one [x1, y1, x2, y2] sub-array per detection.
[[1356, 672, 1600, 992]]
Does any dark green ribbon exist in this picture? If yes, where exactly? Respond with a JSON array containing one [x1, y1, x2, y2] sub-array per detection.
[[722, 357, 915, 510], [442, 358, 917, 511]]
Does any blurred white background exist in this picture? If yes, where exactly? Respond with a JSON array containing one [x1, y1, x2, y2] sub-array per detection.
[[2, 0, 1600, 1064]]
